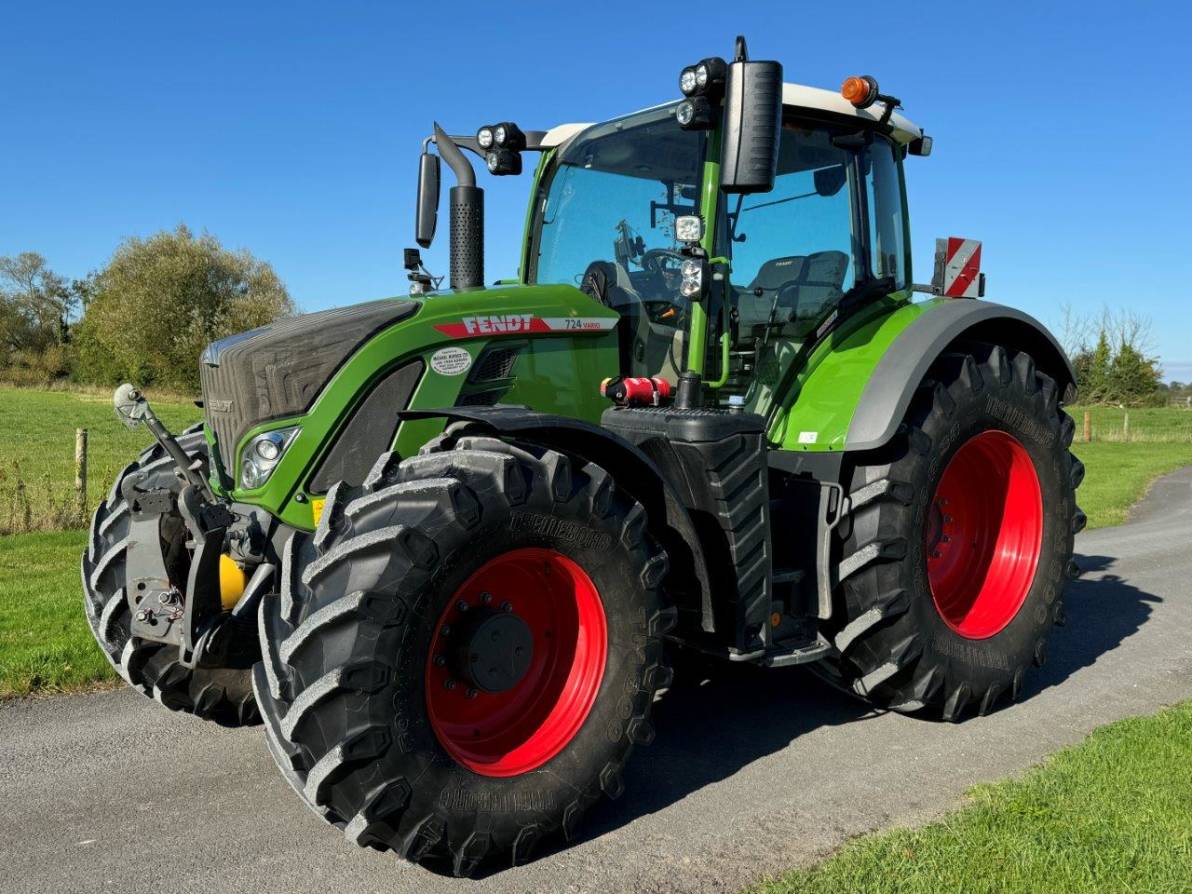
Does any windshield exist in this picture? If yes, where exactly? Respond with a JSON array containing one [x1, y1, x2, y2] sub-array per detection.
[[531, 105, 705, 380]]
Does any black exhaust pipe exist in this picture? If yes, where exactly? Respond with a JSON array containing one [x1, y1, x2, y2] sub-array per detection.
[[433, 123, 484, 290]]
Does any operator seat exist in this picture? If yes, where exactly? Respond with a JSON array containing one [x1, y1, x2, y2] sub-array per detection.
[[735, 256, 806, 329]]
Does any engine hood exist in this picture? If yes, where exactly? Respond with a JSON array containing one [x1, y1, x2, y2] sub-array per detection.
[[199, 298, 420, 473]]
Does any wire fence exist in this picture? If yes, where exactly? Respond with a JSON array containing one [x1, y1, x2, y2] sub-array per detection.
[[1068, 405, 1192, 444]]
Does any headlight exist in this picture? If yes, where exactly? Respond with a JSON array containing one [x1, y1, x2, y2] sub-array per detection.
[[240, 426, 299, 490], [477, 126, 494, 149], [679, 258, 705, 299]]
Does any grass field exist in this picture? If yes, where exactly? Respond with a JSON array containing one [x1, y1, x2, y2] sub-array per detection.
[[752, 701, 1192, 894], [0, 529, 105, 697], [0, 386, 201, 534], [1068, 403, 1192, 443]]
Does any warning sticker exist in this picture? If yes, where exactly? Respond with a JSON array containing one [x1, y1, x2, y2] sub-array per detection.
[[430, 346, 473, 376], [798, 431, 818, 445], [310, 497, 326, 526]]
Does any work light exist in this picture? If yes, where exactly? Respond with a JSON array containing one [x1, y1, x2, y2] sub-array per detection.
[[676, 97, 715, 130], [694, 57, 727, 95], [492, 122, 526, 151], [675, 215, 703, 243], [241, 427, 299, 490], [679, 258, 705, 299], [486, 149, 522, 176], [477, 126, 494, 149], [679, 66, 699, 96]]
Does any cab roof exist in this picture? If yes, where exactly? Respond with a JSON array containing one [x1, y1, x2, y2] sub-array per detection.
[[540, 82, 924, 149]]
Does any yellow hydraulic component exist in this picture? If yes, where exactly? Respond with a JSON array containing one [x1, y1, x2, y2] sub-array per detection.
[[219, 554, 247, 611]]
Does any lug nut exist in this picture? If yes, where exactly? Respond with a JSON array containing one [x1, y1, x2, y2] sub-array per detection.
[[501, 601, 513, 613], [434, 655, 447, 667], [481, 592, 493, 605], [440, 624, 451, 637], [135, 610, 147, 622], [444, 679, 456, 690], [456, 600, 469, 613], [466, 688, 478, 699]]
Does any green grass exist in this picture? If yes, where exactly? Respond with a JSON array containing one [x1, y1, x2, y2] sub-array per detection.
[[0, 385, 201, 534], [1075, 442, 1192, 528], [752, 702, 1192, 894], [0, 529, 113, 697], [1068, 403, 1192, 443]]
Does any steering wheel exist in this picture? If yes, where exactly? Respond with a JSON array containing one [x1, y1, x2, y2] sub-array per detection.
[[640, 248, 685, 276]]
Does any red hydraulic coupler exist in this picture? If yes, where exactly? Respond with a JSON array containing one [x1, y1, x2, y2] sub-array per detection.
[[600, 376, 672, 407]]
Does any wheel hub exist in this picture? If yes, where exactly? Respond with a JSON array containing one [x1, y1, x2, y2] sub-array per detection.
[[451, 610, 534, 694], [425, 547, 608, 777]]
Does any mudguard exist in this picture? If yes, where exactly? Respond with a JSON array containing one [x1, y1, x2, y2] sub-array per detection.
[[401, 406, 716, 634], [772, 298, 1074, 454], [845, 300, 1074, 452]]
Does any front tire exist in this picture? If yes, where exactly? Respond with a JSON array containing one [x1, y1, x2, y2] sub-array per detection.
[[821, 344, 1083, 720], [253, 435, 674, 876]]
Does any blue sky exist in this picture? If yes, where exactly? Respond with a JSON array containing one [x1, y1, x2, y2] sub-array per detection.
[[3, 1, 1189, 380]]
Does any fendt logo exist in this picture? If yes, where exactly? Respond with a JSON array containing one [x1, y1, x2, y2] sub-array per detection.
[[461, 314, 533, 335], [432, 314, 617, 339]]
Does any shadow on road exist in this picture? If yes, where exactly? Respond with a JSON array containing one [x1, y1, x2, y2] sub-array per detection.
[[1026, 553, 1160, 698], [533, 551, 1161, 861]]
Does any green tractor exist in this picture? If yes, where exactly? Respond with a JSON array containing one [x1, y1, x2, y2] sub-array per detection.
[[83, 37, 1083, 876]]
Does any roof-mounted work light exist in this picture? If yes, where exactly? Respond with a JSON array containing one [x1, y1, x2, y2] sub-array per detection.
[[476, 126, 494, 149], [676, 96, 716, 130], [485, 148, 522, 176], [492, 122, 526, 151], [680, 57, 727, 100]]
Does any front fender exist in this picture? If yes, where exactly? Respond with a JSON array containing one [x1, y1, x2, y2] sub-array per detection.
[[402, 406, 716, 634]]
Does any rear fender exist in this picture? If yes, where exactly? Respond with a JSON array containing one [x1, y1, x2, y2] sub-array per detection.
[[845, 300, 1075, 452]]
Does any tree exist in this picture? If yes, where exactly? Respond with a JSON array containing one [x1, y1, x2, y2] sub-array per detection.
[[75, 226, 294, 391], [1108, 340, 1163, 406], [0, 252, 75, 356]]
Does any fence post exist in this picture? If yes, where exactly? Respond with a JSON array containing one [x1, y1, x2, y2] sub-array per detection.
[[1123, 411, 1130, 442], [75, 428, 88, 523], [1083, 410, 1092, 443]]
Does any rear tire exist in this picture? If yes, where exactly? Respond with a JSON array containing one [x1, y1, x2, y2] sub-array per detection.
[[81, 426, 259, 727], [253, 435, 674, 876], [820, 344, 1083, 720]]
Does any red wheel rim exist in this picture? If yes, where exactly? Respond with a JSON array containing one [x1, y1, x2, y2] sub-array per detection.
[[926, 430, 1043, 639], [425, 547, 607, 777]]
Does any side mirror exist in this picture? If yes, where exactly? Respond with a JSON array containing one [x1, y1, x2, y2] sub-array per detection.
[[720, 59, 783, 194], [415, 151, 440, 249]]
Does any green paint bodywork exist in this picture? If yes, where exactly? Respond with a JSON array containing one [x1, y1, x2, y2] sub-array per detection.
[[217, 284, 618, 531]]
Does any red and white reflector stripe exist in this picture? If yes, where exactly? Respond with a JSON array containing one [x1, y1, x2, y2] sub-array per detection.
[[937, 237, 982, 298]]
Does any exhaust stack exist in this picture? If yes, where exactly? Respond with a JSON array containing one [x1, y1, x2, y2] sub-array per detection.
[[432, 123, 484, 290]]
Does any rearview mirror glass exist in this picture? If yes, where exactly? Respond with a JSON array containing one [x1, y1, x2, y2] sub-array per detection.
[[813, 165, 847, 197]]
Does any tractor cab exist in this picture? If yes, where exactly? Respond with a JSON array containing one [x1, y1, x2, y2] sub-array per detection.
[[521, 91, 922, 425]]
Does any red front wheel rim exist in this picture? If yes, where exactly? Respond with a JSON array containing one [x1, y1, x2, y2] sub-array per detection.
[[425, 547, 608, 777], [926, 430, 1044, 639]]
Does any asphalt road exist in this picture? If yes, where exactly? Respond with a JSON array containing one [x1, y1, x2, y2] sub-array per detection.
[[3, 467, 1191, 894]]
